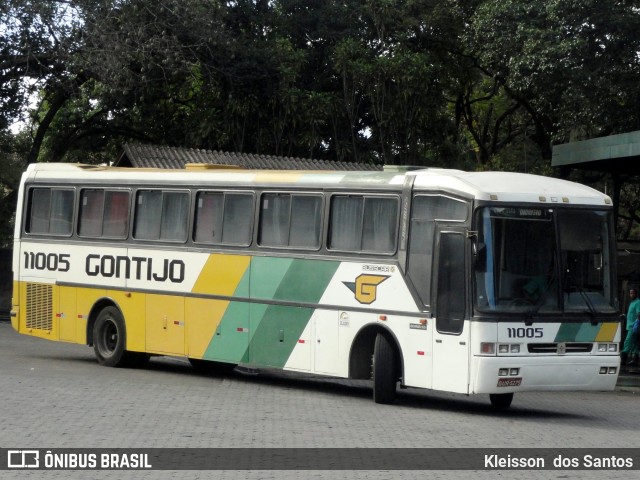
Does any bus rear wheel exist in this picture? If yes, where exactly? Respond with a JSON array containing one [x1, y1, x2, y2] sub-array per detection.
[[93, 306, 147, 368], [489, 393, 514, 410], [373, 332, 398, 404]]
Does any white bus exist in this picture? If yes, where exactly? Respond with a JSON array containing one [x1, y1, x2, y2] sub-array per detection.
[[11, 163, 620, 408]]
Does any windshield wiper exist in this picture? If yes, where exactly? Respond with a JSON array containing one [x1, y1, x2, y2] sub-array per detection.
[[574, 287, 598, 325], [525, 272, 557, 326]]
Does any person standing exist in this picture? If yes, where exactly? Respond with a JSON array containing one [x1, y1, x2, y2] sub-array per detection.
[[622, 287, 640, 366]]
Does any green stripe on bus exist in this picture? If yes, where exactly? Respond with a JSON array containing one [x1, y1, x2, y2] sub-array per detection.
[[250, 257, 294, 301], [271, 258, 340, 303], [203, 257, 340, 368], [555, 322, 604, 343], [248, 258, 340, 367], [554, 323, 582, 342], [573, 323, 602, 342], [203, 268, 251, 363]]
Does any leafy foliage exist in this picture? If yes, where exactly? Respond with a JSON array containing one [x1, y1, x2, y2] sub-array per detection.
[[1, 0, 640, 242]]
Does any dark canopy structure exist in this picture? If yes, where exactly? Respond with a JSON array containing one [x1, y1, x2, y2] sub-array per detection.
[[552, 130, 640, 227], [552, 130, 640, 175], [553, 131, 640, 293]]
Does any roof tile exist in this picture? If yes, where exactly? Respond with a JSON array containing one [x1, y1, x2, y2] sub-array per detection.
[[117, 143, 382, 171]]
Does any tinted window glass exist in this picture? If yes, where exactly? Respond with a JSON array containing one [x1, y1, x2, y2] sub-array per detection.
[[259, 193, 322, 249], [329, 196, 364, 251], [289, 195, 322, 248], [79, 190, 129, 238], [222, 194, 253, 245], [259, 193, 291, 247], [134, 190, 188, 241], [407, 195, 468, 306], [194, 192, 253, 245], [27, 188, 74, 235], [329, 195, 398, 253]]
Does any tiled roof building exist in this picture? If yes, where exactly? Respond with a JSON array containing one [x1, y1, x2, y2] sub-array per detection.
[[116, 143, 382, 171]]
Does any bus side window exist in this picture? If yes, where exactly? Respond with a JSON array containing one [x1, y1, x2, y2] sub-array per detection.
[[79, 189, 129, 238], [259, 193, 291, 247], [28, 188, 53, 234], [195, 192, 224, 243], [328, 195, 398, 253], [134, 190, 189, 242], [289, 195, 322, 248], [259, 193, 322, 249], [328, 196, 363, 251], [407, 195, 468, 307], [103, 191, 130, 238], [27, 188, 74, 236], [79, 189, 104, 237], [362, 197, 398, 252], [194, 192, 253, 246]]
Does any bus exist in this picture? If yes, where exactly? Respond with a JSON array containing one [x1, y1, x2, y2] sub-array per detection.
[[10, 163, 621, 408]]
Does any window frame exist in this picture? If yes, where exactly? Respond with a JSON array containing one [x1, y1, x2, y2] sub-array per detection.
[[24, 186, 76, 237], [193, 189, 255, 247], [406, 193, 470, 308], [132, 188, 191, 243], [77, 188, 131, 240], [257, 191, 324, 251], [327, 193, 400, 255]]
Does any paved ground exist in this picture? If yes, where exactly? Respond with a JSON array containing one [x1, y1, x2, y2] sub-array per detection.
[[0, 321, 639, 480]]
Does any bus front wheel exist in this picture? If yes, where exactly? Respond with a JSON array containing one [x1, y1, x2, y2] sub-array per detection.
[[373, 333, 398, 404], [489, 393, 514, 410], [93, 306, 147, 368]]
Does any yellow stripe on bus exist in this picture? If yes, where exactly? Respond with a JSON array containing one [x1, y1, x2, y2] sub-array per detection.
[[191, 254, 250, 296], [595, 322, 618, 342], [186, 298, 230, 358]]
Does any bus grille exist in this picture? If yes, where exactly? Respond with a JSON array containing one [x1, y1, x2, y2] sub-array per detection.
[[26, 283, 53, 331], [527, 343, 593, 354]]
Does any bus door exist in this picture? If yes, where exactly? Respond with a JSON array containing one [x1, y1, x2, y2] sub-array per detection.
[[432, 227, 470, 394]]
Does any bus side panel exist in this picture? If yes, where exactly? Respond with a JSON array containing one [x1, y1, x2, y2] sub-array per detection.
[[145, 294, 184, 355], [186, 298, 229, 359], [399, 316, 433, 389], [195, 255, 251, 364], [57, 285, 77, 342], [111, 289, 146, 354], [248, 257, 340, 369], [75, 287, 106, 344], [11, 279, 20, 332]]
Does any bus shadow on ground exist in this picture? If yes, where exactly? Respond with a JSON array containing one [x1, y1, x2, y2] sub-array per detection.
[[29, 350, 597, 421], [144, 356, 591, 421]]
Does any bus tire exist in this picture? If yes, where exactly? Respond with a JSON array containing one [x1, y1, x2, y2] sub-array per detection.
[[373, 332, 398, 404], [93, 306, 133, 368], [489, 393, 514, 410]]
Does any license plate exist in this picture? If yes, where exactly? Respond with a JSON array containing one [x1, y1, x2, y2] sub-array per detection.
[[497, 377, 522, 387]]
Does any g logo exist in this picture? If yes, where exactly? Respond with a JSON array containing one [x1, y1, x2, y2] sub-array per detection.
[[343, 275, 389, 304]]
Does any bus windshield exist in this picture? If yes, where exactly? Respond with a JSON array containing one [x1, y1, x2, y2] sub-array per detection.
[[474, 206, 616, 315]]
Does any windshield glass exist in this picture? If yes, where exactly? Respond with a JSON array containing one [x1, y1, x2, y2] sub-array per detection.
[[474, 207, 615, 315]]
